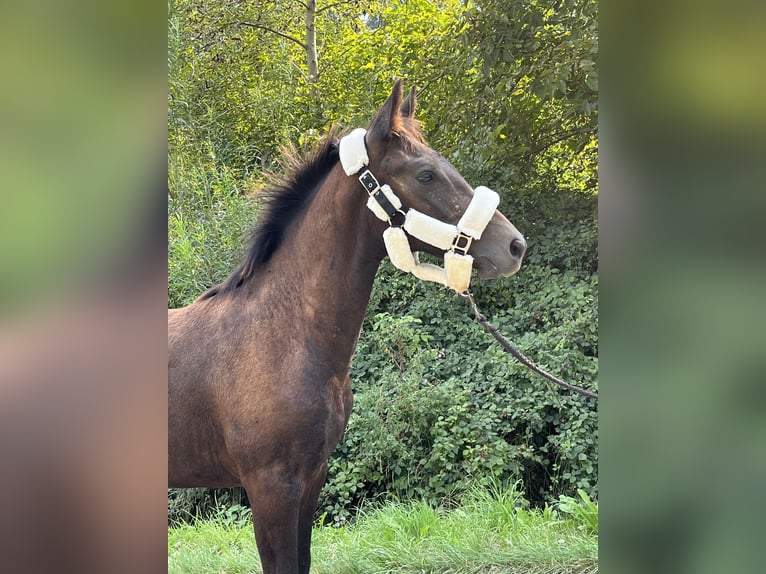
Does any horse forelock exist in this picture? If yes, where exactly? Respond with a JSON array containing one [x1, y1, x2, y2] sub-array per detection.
[[197, 132, 341, 301], [393, 117, 427, 152]]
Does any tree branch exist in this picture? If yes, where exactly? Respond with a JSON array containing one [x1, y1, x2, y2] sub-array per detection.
[[236, 21, 307, 51], [317, 0, 357, 14], [522, 124, 594, 159]]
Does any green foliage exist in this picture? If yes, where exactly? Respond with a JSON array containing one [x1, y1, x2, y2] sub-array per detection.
[[168, 0, 598, 525], [425, 0, 598, 192], [169, 0, 597, 186]]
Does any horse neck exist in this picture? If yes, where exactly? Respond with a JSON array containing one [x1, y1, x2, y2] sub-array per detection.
[[252, 165, 386, 358]]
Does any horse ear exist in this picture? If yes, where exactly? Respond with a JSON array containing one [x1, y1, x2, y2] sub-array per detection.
[[400, 86, 417, 118], [367, 80, 404, 141]]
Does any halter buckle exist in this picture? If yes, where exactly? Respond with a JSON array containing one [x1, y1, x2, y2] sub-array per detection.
[[359, 170, 380, 193], [361, 169, 403, 224], [451, 231, 473, 256], [389, 208, 406, 228]]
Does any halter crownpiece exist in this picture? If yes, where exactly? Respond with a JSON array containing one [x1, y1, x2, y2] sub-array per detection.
[[339, 128, 499, 293]]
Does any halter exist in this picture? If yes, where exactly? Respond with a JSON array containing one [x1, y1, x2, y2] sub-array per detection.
[[339, 128, 499, 293]]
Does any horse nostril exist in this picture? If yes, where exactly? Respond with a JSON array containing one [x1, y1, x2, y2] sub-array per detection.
[[510, 237, 527, 260]]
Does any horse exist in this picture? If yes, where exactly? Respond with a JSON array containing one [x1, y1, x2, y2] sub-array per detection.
[[168, 81, 526, 574]]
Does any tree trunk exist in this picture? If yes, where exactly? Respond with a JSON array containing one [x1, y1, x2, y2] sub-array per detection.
[[305, 0, 319, 103]]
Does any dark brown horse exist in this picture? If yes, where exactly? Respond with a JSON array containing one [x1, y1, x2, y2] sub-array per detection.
[[168, 81, 526, 574]]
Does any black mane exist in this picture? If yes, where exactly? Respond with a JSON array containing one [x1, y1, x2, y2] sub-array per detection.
[[198, 134, 340, 300]]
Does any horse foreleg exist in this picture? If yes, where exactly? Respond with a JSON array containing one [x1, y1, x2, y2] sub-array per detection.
[[297, 461, 328, 574], [243, 469, 302, 574]]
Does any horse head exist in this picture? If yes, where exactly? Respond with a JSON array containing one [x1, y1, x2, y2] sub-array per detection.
[[340, 80, 526, 293]]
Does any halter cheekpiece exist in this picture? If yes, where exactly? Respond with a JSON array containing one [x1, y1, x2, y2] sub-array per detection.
[[339, 128, 499, 293]]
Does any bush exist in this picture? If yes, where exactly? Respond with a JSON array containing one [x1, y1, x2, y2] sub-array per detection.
[[317, 259, 597, 523]]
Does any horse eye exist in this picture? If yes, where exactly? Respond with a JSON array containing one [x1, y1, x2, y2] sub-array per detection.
[[417, 171, 434, 184]]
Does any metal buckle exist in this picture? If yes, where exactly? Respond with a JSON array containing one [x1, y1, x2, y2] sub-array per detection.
[[389, 208, 406, 228], [359, 170, 380, 194], [451, 232, 473, 256]]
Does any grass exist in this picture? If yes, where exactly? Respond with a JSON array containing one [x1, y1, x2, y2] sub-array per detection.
[[168, 486, 598, 574]]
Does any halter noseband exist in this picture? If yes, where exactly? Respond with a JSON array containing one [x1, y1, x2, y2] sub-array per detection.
[[339, 128, 499, 293]]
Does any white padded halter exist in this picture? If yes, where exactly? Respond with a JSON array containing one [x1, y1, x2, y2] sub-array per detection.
[[339, 128, 499, 293], [338, 128, 369, 176]]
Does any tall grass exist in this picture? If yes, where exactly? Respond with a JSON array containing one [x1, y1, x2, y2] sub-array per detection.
[[168, 148, 258, 308], [168, 485, 598, 574]]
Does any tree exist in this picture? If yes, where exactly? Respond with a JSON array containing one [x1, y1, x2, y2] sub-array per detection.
[[422, 0, 598, 196], [169, 0, 381, 169]]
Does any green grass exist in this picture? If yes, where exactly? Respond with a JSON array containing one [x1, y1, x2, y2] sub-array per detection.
[[168, 486, 598, 574]]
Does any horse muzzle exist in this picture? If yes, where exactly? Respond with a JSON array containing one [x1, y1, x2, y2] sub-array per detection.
[[471, 214, 527, 279]]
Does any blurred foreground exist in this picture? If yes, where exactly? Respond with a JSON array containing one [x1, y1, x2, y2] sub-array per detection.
[[0, 2, 168, 573]]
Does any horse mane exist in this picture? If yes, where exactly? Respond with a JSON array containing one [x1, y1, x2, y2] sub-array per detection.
[[198, 132, 340, 301], [197, 119, 426, 302]]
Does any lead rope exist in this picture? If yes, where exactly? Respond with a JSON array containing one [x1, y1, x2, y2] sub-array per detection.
[[461, 291, 598, 401]]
